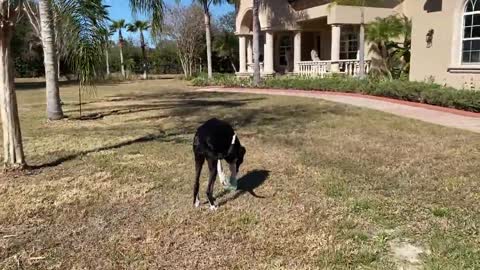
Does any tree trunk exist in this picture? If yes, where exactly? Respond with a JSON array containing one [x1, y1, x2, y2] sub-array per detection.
[[230, 60, 237, 73], [57, 57, 61, 80], [358, 6, 366, 79], [252, 0, 261, 86], [39, 0, 64, 120], [140, 32, 147, 80], [105, 48, 110, 76], [204, 6, 213, 79], [120, 46, 125, 78], [179, 56, 187, 77], [0, 25, 26, 168]]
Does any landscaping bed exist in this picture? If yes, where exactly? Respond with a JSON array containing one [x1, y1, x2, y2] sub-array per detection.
[[192, 75, 480, 113]]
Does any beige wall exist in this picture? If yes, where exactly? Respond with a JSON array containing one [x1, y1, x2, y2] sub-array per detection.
[[404, 0, 480, 89], [236, 0, 301, 33], [236, 0, 395, 33], [327, 5, 397, 25]]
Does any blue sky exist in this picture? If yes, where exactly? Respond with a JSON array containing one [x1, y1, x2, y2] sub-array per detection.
[[105, 0, 234, 44]]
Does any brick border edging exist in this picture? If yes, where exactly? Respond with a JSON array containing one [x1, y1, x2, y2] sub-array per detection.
[[199, 86, 480, 118]]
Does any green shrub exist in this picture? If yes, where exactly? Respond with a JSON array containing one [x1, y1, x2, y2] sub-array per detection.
[[191, 74, 480, 112], [191, 73, 252, 88]]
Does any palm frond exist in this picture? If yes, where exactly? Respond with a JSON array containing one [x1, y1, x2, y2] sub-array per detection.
[[129, 0, 165, 34], [57, 0, 109, 92]]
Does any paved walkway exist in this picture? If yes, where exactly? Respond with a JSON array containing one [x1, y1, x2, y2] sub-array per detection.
[[198, 87, 480, 134]]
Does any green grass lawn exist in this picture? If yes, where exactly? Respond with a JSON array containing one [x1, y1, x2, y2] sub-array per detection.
[[1, 79, 479, 269]]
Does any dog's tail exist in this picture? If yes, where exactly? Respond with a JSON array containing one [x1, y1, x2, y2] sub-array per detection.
[[247, 190, 265, 199]]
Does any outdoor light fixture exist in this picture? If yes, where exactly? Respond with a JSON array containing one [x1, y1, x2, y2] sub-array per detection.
[[426, 29, 434, 48]]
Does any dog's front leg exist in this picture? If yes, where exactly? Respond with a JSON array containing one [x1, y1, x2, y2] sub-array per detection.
[[217, 160, 227, 186], [206, 159, 218, 210]]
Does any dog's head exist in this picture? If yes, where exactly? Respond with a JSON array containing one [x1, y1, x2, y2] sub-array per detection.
[[235, 145, 246, 173]]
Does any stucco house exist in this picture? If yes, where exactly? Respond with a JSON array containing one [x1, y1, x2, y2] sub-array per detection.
[[235, 0, 480, 89]]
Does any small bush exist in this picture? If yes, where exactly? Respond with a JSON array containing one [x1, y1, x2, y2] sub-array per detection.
[[191, 74, 480, 112], [190, 73, 251, 88]]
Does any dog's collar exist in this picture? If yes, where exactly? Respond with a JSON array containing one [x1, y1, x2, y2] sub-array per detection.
[[231, 134, 236, 145]]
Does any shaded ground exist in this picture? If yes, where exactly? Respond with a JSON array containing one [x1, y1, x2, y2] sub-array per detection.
[[0, 79, 479, 269], [200, 87, 480, 133]]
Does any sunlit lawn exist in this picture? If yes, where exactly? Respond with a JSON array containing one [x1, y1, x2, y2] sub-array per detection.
[[1, 79, 479, 269]]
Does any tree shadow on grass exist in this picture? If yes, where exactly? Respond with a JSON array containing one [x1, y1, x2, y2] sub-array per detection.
[[218, 170, 270, 206], [15, 80, 80, 91], [32, 89, 353, 170], [64, 91, 265, 120], [30, 131, 188, 169]]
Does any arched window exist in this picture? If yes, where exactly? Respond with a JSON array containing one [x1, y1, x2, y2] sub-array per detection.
[[463, 0, 480, 63]]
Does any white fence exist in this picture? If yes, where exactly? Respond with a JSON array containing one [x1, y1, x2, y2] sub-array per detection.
[[298, 60, 371, 77]]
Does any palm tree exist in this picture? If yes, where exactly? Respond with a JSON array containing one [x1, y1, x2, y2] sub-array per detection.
[[39, 0, 64, 120], [99, 28, 114, 76], [0, 0, 167, 169], [0, 1, 26, 168], [24, 0, 106, 118], [194, 0, 223, 79], [365, 15, 406, 80], [252, 0, 261, 86], [111, 19, 127, 78], [127, 20, 150, 79]]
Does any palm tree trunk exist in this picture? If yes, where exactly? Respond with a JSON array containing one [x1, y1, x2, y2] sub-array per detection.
[[358, 4, 366, 79], [0, 26, 26, 168], [230, 60, 237, 73], [39, 0, 64, 120], [106, 48, 110, 75], [57, 57, 61, 80], [252, 0, 261, 86], [203, 5, 213, 79], [140, 32, 147, 80], [120, 46, 125, 78]]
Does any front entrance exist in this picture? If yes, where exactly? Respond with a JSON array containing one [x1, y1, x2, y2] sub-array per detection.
[[277, 34, 293, 73]]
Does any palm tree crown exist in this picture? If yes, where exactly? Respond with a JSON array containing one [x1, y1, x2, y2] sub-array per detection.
[[111, 19, 126, 44], [127, 20, 150, 47]]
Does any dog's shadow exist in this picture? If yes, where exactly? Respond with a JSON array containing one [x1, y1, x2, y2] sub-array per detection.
[[217, 170, 270, 206]]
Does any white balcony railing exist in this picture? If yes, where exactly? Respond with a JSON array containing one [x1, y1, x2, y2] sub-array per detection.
[[247, 62, 264, 73], [298, 61, 331, 77], [298, 60, 371, 77]]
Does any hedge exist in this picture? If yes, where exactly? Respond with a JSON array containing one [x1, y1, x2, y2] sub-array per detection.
[[191, 75, 480, 113]]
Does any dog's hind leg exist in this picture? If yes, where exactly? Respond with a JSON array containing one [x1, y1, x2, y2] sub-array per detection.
[[193, 153, 205, 208], [206, 158, 218, 210]]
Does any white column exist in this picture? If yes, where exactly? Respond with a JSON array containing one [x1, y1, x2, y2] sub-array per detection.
[[264, 31, 274, 74], [247, 37, 253, 72], [239, 36, 247, 73], [331, 25, 341, 73], [294, 31, 302, 73]]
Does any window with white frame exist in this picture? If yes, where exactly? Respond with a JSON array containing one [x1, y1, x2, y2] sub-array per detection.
[[340, 30, 359, 60], [463, 0, 480, 63]]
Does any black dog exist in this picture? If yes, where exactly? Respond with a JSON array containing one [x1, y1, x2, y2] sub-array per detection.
[[193, 118, 246, 210]]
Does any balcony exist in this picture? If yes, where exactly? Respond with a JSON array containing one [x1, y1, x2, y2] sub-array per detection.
[[297, 60, 371, 77]]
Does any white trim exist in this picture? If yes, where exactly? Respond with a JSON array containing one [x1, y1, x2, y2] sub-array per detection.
[[448, 66, 480, 73]]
